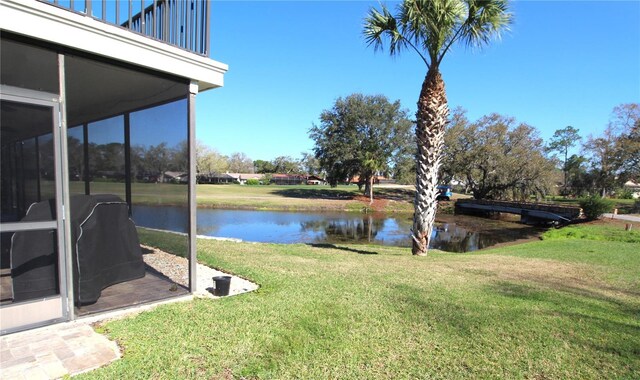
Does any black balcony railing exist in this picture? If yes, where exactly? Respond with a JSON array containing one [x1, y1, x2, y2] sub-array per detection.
[[41, 0, 210, 56]]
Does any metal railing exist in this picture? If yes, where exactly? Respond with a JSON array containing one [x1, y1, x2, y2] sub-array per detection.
[[41, 0, 210, 56]]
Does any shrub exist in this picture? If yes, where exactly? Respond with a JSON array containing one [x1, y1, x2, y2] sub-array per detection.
[[578, 196, 614, 220], [246, 178, 260, 186], [615, 188, 635, 199]]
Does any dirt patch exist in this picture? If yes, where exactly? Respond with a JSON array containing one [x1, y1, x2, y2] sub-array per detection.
[[354, 195, 389, 211], [581, 217, 633, 228]]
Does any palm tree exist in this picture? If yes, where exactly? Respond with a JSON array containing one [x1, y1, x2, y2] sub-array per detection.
[[364, 0, 512, 255]]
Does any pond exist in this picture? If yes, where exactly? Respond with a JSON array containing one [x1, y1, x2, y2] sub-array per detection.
[[131, 206, 545, 253]]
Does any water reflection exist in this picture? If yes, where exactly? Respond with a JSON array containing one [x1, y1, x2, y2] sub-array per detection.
[[431, 223, 482, 252], [132, 206, 544, 253], [301, 216, 385, 244]]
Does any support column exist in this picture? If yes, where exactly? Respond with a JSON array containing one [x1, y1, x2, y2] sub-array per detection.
[[124, 114, 132, 214], [188, 81, 198, 293], [58, 54, 74, 321]]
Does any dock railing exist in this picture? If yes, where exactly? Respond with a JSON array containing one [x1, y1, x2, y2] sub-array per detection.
[[456, 199, 583, 222]]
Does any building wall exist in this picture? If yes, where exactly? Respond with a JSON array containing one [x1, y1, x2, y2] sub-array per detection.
[[0, 0, 227, 329]]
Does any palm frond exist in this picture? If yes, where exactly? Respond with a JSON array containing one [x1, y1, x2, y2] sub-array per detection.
[[363, 0, 511, 69], [363, 6, 403, 54], [363, 4, 431, 67], [461, 0, 512, 48], [400, 0, 465, 67]]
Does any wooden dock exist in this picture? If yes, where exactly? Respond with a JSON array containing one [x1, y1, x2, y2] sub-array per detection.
[[455, 199, 582, 224]]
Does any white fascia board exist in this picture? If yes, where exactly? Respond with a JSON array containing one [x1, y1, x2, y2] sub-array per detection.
[[0, 0, 227, 92]]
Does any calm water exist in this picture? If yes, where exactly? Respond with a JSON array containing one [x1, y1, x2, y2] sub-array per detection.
[[131, 206, 544, 253]]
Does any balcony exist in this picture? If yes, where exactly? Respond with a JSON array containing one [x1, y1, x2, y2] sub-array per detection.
[[40, 0, 210, 56]]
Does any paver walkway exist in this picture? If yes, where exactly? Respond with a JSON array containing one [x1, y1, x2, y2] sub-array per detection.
[[0, 322, 119, 379], [603, 213, 640, 223], [1, 265, 258, 379]]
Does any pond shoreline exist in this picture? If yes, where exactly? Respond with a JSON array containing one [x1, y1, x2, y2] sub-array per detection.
[[133, 206, 544, 252], [194, 194, 418, 213]]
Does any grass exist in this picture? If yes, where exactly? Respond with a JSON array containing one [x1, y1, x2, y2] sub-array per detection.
[[197, 184, 367, 211], [79, 221, 640, 379], [137, 227, 188, 257], [70, 181, 638, 216], [196, 184, 416, 213], [71, 181, 416, 212], [542, 222, 640, 244]]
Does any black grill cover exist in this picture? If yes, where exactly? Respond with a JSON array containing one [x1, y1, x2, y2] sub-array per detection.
[[11, 194, 145, 305], [10, 199, 58, 302]]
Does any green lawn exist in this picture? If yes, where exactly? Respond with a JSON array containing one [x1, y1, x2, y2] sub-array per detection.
[[542, 223, 640, 244], [80, 223, 639, 379], [73, 182, 416, 212], [195, 184, 368, 211], [195, 183, 421, 212], [70, 181, 638, 215]]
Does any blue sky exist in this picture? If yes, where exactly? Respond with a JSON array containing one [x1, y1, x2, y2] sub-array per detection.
[[196, 1, 640, 162]]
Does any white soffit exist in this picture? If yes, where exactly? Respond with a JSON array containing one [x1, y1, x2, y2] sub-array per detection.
[[0, 0, 228, 92]]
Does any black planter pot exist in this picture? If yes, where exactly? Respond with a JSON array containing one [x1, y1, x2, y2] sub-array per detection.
[[212, 275, 232, 296]]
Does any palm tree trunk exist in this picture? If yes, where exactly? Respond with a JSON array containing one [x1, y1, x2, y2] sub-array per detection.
[[369, 176, 374, 205], [412, 69, 449, 256]]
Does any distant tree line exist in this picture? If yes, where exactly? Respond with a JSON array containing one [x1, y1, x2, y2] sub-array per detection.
[[440, 103, 639, 200], [548, 103, 639, 198], [135, 98, 637, 204], [195, 142, 322, 178], [306, 95, 638, 202], [440, 109, 556, 200], [67, 138, 190, 183], [68, 136, 327, 185]]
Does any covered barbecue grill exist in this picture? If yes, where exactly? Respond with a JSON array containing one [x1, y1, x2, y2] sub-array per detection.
[[11, 194, 145, 305]]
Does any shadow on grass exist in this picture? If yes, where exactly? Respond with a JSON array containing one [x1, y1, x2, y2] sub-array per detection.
[[491, 278, 640, 311], [306, 243, 378, 255], [273, 187, 415, 203], [272, 188, 356, 200], [374, 187, 415, 202], [489, 279, 640, 356], [390, 279, 640, 366]]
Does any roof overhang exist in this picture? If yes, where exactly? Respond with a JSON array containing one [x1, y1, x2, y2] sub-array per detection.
[[0, 0, 227, 92]]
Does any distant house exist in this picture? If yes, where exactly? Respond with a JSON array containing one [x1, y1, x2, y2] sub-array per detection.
[[376, 176, 396, 185], [349, 175, 389, 185], [199, 173, 324, 186], [197, 173, 264, 185], [271, 174, 307, 185], [198, 172, 235, 184], [198, 172, 264, 185], [624, 180, 640, 199], [306, 175, 326, 185], [227, 173, 264, 185], [164, 171, 188, 184]]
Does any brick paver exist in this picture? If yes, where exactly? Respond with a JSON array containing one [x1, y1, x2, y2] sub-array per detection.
[[0, 323, 120, 379]]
